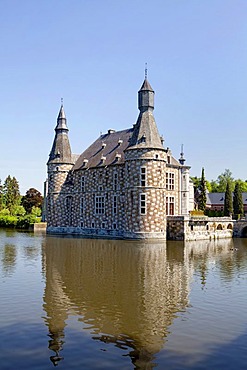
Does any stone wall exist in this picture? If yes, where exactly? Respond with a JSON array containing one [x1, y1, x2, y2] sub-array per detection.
[[167, 216, 233, 241], [47, 146, 193, 240]]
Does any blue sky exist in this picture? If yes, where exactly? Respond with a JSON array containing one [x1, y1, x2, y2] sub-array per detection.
[[0, 0, 246, 194]]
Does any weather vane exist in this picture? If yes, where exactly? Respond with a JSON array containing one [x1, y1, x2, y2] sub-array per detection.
[[61, 97, 63, 106], [145, 62, 148, 79]]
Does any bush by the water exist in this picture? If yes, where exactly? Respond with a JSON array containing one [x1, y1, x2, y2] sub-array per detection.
[[0, 207, 41, 229]]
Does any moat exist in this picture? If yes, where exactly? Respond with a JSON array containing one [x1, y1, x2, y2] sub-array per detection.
[[0, 229, 247, 370]]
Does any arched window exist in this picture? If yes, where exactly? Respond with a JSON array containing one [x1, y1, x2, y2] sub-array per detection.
[[217, 224, 223, 230]]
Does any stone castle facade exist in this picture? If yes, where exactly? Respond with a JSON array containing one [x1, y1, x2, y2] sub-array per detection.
[[46, 77, 194, 239]]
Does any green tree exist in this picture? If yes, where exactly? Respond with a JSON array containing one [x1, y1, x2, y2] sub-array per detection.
[[198, 167, 207, 212], [210, 180, 219, 192], [31, 206, 41, 217], [205, 180, 212, 192], [0, 179, 4, 211], [13, 205, 26, 217], [233, 182, 244, 218], [190, 176, 200, 190], [216, 169, 234, 192], [21, 188, 43, 214], [3, 176, 21, 215], [234, 179, 247, 192], [224, 181, 233, 216]]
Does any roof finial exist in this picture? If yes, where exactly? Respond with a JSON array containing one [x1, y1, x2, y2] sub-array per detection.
[[61, 97, 63, 106], [179, 144, 186, 165], [145, 62, 148, 80]]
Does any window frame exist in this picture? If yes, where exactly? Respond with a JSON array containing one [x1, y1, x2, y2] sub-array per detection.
[[95, 195, 105, 215], [140, 193, 146, 215], [140, 166, 146, 187]]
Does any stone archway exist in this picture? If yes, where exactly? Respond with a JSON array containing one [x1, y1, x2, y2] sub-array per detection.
[[227, 223, 233, 230], [217, 224, 223, 230], [241, 226, 247, 238]]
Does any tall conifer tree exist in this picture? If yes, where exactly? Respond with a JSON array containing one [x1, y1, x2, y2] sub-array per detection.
[[233, 181, 243, 218], [3, 176, 20, 214], [224, 181, 233, 216], [0, 179, 4, 210], [198, 167, 207, 211]]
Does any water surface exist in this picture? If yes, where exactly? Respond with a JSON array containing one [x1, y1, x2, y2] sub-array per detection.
[[0, 229, 247, 369]]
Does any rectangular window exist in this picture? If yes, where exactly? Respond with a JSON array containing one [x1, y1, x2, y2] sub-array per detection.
[[80, 197, 84, 215], [113, 173, 118, 191], [91, 222, 95, 228], [81, 176, 85, 192], [113, 195, 117, 214], [81, 221, 84, 228], [102, 222, 105, 229], [140, 193, 146, 215], [95, 196, 105, 214], [140, 167, 146, 187], [166, 196, 175, 215], [166, 172, 175, 190], [113, 222, 117, 230]]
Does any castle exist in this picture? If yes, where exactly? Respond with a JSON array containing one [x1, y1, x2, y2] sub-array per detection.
[[46, 77, 194, 239]]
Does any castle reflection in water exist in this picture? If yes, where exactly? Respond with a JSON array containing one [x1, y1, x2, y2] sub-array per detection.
[[41, 237, 234, 368]]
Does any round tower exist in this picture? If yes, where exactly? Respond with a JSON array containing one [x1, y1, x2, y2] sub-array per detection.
[[124, 78, 166, 239], [47, 104, 74, 229]]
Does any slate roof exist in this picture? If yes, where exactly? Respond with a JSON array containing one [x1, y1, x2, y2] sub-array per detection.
[[139, 78, 154, 92], [73, 128, 134, 170], [167, 156, 181, 167], [207, 192, 247, 205], [56, 105, 68, 130], [48, 104, 73, 164], [127, 111, 164, 150]]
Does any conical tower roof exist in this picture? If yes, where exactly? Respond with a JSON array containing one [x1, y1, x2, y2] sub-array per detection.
[[139, 78, 154, 92], [47, 104, 73, 164], [55, 105, 68, 130], [127, 79, 164, 150]]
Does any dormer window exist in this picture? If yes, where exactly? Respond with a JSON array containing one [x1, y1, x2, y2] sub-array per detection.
[[141, 134, 146, 143], [118, 139, 123, 145], [115, 153, 121, 162], [83, 158, 88, 166], [102, 143, 106, 149]]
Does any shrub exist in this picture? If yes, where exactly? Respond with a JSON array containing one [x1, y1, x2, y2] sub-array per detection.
[[0, 209, 10, 216], [0, 215, 18, 228]]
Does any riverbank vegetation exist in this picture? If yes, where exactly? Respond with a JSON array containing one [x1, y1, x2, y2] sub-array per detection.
[[0, 176, 43, 229], [192, 169, 245, 219]]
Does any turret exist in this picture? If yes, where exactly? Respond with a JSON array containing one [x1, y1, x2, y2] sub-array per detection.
[[127, 78, 164, 150], [124, 77, 166, 239], [48, 104, 73, 165], [138, 78, 154, 112], [46, 104, 75, 229]]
